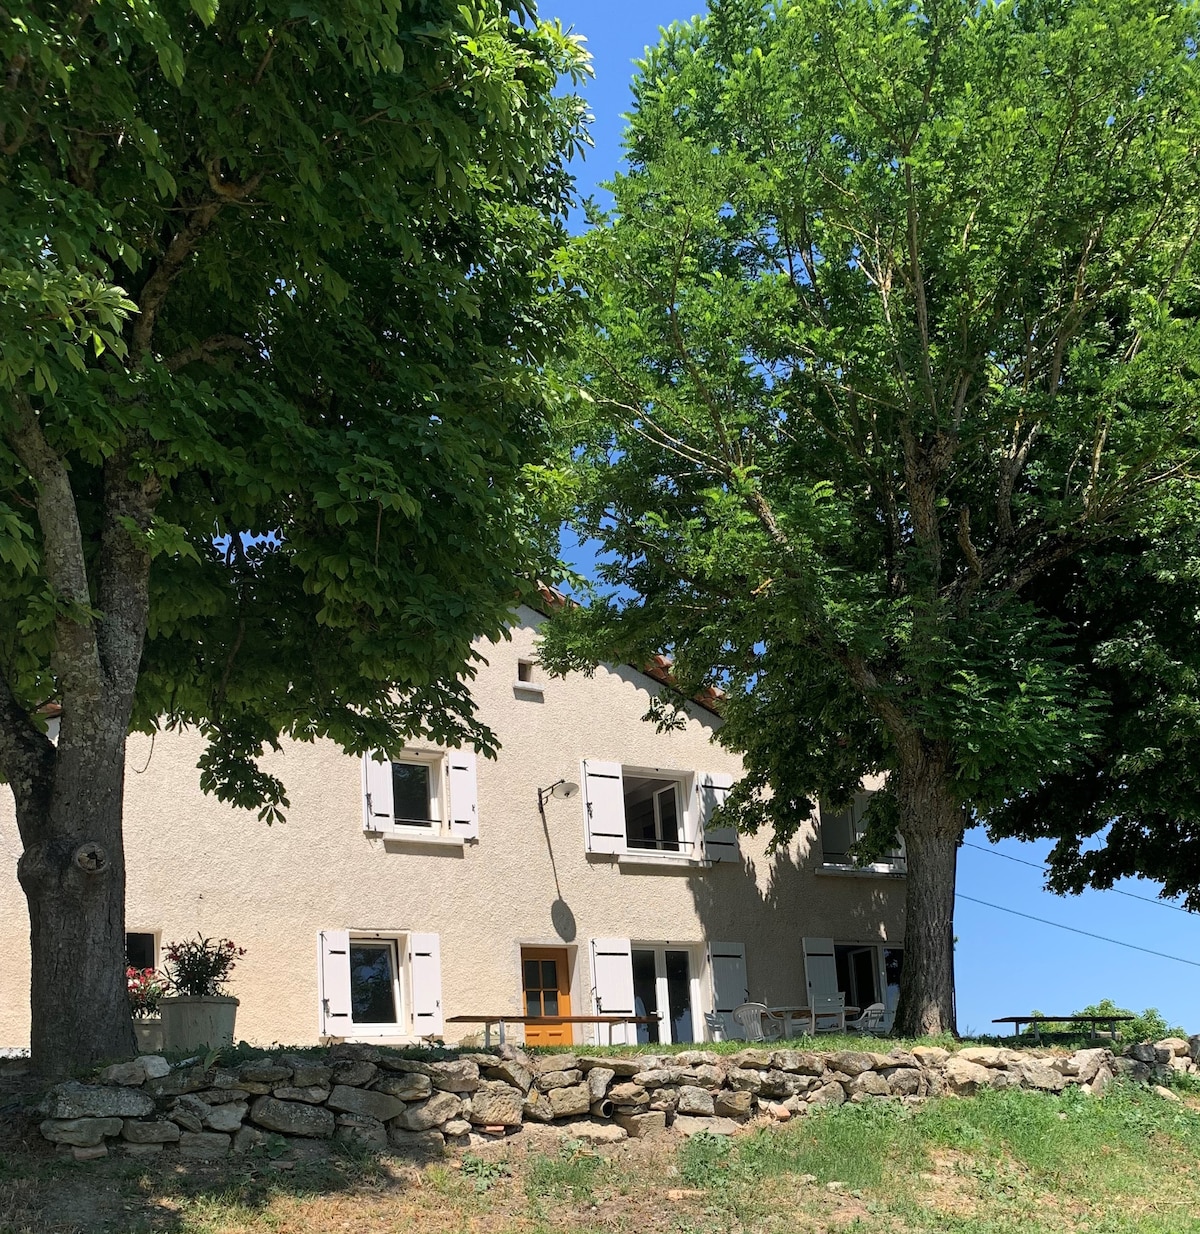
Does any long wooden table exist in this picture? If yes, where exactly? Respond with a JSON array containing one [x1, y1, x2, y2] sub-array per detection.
[[446, 1013, 661, 1048], [992, 1013, 1135, 1044]]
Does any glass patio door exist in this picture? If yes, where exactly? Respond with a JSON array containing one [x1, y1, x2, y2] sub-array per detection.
[[631, 946, 695, 1044]]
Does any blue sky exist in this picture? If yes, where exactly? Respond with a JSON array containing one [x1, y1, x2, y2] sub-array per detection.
[[547, 0, 1200, 1036]]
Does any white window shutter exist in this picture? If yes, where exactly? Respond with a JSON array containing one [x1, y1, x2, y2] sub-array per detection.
[[707, 941, 748, 1039], [698, 772, 738, 862], [363, 752, 394, 832], [582, 759, 625, 853], [318, 930, 352, 1036], [410, 932, 444, 1036], [590, 937, 635, 1045], [447, 749, 479, 841], [803, 936, 839, 1001]]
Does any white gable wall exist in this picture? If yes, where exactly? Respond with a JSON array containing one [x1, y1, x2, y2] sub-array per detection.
[[0, 606, 904, 1047]]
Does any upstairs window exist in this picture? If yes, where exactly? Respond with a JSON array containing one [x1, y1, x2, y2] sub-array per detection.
[[363, 749, 478, 841], [581, 761, 739, 863], [819, 791, 905, 872]]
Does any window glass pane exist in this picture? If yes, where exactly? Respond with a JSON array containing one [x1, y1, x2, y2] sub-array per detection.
[[349, 942, 397, 1024], [526, 991, 541, 1017], [523, 958, 540, 991], [631, 949, 659, 1045], [392, 762, 432, 824], [542, 989, 559, 1016], [665, 950, 693, 1044], [625, 793, 656, 847], [541, 960, 558, 990], [657, 787, 680, 851], [126, 933, 155, 970]]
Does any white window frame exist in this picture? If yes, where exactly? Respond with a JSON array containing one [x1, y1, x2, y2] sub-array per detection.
[[630, 942, 703, 1045], [617, 764, 703, 865], [390, 755, 443, 833], [817, 791, 906, 876], [345, 931, 408, 1038]]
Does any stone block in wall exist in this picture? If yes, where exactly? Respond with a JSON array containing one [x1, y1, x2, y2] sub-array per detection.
[[1064, 1049, 1110, 1084], [676, 1086, 714, 1116], [608, 1082, 647, 1105], [122, 1120, 181, 1144], [327, 1084, 407, 1123], [1157, 1037, 1191, 1057], [146, 1068, 209, 1100], [195, 1088, 254, 1104], [178, 1131, 231, 1159], [99, 1060, 151, 1086], [428, 1059, 480, 1093], [395, 1091, 462, 1131], [250, 1096, 335, 1138], [387, 1127, 446, 1156], [713, 1090, 753, 1119], [807, 1081, 846, 1108], [942, 1056, 990, 1096], [238, 1061, 293, 1085], [232, 1125, 268, 1153], [577, 1056, 644, 1076], [69, 1144, 108, 1161], [911, 1046, 950, 1066], [485, 1059, 533, 1093], [531, 1053, 578, 1075], [374, 1072, 432, 1102], [329, 1060, 377, 1088], [880, 1067, 923, 1097], [377, 1056, 432, 1075], [770, 1050, 824, 1076], [847, 1072, 890, 1098], [1015, 1059, 1066, 1092], [673, 1051, 720, 1067], [202, 1101, 248, 1133], [536, 1069, 583, 1092], [467, 1081, 524, 1127], [1126, 1043, 1157, 1064], [330, 1044, 382, 1063], [167, 1106, 203, 1134], [277, 1059, 333, 1088], [631, 1069, 673, 1089], [614, 1110, 666, 1138], [1113, 1057, 1150, 1082], [335, 1112, 388, 1148], [40, 1117, 122, 1147], [557, 1118, 628, 1144], [729, 1049, 773, 1070], [649, 1086, 679, 1114], [884, 1050, 919, 1068], [586, 1067, 615, 1103], [45, 1082, 155, 1121], [273, 1085, 332, 1105], [547, 1084, 591, 1118], [726, 1068, 765, 1094], [522, 1092, 555, 1122], [829, 1051, 886, 1077]]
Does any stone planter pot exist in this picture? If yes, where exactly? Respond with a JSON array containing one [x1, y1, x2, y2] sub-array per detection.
[[159, 996, 239, 1052], [133, 1018, 164, 1053]]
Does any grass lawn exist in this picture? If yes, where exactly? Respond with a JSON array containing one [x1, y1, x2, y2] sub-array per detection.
[[4, 1083, 1200, 1233]]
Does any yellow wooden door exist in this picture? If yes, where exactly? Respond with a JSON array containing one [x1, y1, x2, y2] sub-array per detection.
[[521, 948, 571, 1046]]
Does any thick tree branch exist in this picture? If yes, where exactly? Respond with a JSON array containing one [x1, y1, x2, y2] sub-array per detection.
[[6, 391, 102, 705], [0, 660, 54, 828], [164, 333, 258, 372]]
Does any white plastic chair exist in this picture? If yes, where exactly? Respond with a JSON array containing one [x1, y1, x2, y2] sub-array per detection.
[[846, 1002, 886, 1034], [732, 1002, 784, 1042], [812, 992, 846, 1033], [704, 1011, 727, 1042]]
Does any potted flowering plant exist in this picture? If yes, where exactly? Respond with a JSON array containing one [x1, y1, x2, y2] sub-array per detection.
[[127, 966, 166, 1052], [158, 935, 246, 1051]]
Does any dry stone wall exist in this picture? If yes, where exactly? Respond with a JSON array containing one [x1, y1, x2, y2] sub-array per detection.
[[36, 1035, 1200, 1161]]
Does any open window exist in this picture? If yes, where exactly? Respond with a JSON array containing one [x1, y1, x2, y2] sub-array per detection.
[[362, 749, 478, 841], [581, 760, 738, 863], [819, 791, 905, 873]]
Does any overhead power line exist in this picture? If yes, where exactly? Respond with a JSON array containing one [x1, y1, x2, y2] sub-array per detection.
[[961, 840, 1193, 915], [955, 892, 1200, 969]]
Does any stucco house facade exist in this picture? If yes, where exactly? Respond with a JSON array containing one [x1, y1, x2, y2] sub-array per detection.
[[0, 605, 905, 1049]]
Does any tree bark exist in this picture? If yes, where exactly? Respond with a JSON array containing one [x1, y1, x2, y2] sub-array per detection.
[[17, 711, 137, 1075], [892, 751, 964, 1037]]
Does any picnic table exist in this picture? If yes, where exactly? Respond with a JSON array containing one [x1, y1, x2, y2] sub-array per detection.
[[992, 1013, 1136, 1044], [446, 1013, 661, 1048], [764, 1005, 862, 1036]]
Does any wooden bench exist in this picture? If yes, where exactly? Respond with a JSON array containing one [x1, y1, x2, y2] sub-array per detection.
[[992, 1013, 1136, 1044]]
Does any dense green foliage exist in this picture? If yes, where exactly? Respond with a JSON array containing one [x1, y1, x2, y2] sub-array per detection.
[[0, 0, 588, 813], [542, 0, 1200, 1029]]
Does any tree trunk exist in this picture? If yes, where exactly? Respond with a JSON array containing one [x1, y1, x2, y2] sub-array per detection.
[[17, 710, 136, 1075], [892, 752, 964, 1037]]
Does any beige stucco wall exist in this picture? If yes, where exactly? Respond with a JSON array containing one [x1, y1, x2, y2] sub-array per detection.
[[0, 606, 904, 1048]]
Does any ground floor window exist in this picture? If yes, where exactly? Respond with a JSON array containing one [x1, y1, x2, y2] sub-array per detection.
[[125, 932, 156, 970], [349, 938, 403, 1026], [632, 946, 696, 1044]]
